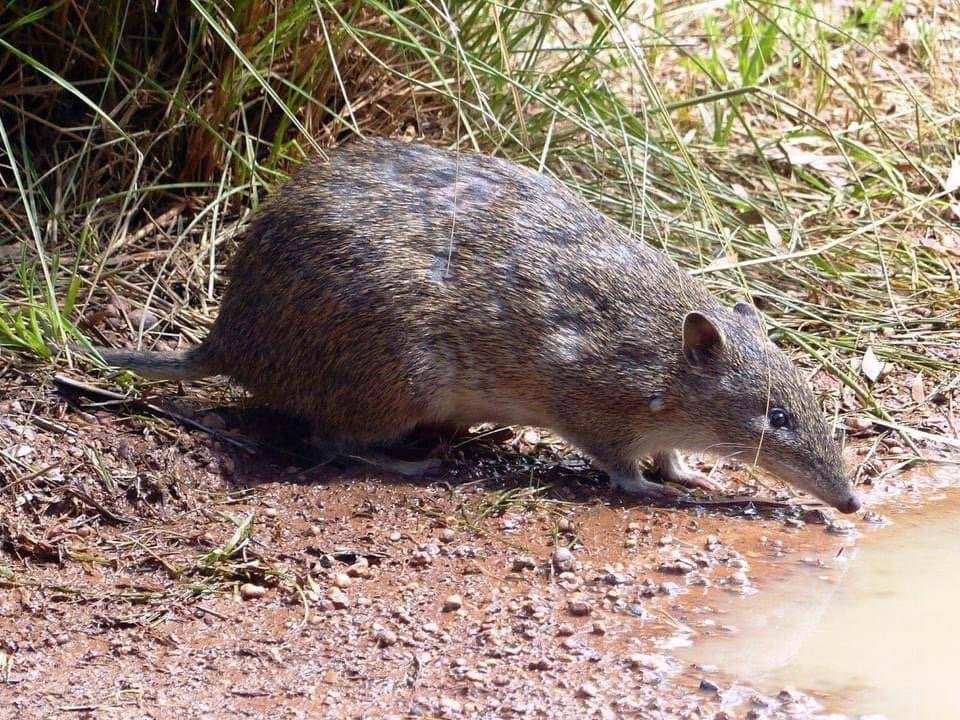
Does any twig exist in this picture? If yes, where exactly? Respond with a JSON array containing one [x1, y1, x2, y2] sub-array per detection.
[[52, 374, 258, 452]]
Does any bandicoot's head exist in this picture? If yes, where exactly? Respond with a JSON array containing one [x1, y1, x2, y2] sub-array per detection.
[[679, 302, 860, 514]]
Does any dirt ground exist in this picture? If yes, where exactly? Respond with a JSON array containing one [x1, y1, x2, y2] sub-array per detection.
[[1, 361, 956, 720]]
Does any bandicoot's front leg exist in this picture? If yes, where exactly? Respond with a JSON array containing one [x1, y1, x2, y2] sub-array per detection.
[[586, 442, 682, 500], [654, 449, 718, 491]]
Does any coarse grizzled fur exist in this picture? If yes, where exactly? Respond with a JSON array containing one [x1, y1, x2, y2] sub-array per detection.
[[95, 139, 860, 513]]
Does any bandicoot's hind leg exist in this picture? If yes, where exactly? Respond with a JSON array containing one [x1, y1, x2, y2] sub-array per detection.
[[307, 422, 443, 478], [350, 452, 443, 478]]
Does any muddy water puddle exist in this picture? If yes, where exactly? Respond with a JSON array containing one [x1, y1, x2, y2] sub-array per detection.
[[675, 488, 960, 719]]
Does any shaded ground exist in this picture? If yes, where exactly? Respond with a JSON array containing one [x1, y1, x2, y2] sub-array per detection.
[[2, 364, 956, 719]]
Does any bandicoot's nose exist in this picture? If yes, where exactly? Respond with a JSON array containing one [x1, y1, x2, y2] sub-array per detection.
[[837, 494, 862, 514]]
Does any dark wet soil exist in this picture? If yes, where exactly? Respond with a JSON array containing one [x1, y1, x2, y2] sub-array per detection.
[[1, 368, 956, 719]]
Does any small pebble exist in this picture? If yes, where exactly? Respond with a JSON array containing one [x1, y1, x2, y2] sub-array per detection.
[[700, 678, 720, 693], [567, 599, 592, 617], [826, 519, 856, 535], [552, 547, 575, 572], [556, 623, 576, 637], [591, 621, 606, 635], [511, 556, 537, 572], [845, 416, 873, 432], [658, 556, 697, 575], [373, 627, 398, 647], [129, 308, 159, 330], [389, 531, 402, 542], [263, 507, 278, 519], [439, 697, 462, 714], [439, 528, 456, 543], [442, 594, 463, 612], [239, 583, 266, 600], [328, 589, 350, 609], [577, 682, 598, 698], [801, 508, 829, 525], [348, 558, 370, 577], [333, 573, 352, 589]]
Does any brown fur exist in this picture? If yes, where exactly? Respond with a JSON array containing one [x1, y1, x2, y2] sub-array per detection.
[[95, 139, 860, 513]]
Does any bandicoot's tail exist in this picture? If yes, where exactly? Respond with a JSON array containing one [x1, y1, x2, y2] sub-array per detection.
[[92, 346, 213, 381]]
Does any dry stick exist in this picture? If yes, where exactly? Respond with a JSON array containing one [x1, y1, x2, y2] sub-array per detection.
[[51, 374, 257, 452], [671, 496, 822, 512]]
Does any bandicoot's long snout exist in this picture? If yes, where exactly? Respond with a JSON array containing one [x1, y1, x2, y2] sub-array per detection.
[[835, 494, 862, 514]]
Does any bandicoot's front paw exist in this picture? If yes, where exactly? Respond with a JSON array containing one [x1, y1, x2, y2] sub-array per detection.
[[654, 450, 718, 491], [610, 474, 682, 499]]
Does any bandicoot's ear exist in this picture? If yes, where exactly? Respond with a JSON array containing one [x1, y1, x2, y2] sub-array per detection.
[[682, 311, 725, 367]]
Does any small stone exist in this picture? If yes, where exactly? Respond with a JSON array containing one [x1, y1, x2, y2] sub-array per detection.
[[699, 678, 720, 693], [862, 511, 886, 524], [778, 688, 802, 702], [328, 589, 350, 609], [442, 594, 463, 612], [658, 556, 697, 575], [567, 599, 592, 617], [389, 531, 402, 542], [373, 627, 398, 647], [659, 581, 682, 596], [239, 583, 266, 600], [557, 517, 574, 533], [263, 507, 278, 519], [333, 573, 352, 589], [577, 682, 598, 698], [557, 623, 576, 637], [511, 556, 537, 572], [348, 557, 370, 577], [528, 658, 552, 671], [439, 528, 456, 543], [826, 519, 856, 535], [801, 508, 829, 525], [845, 416, 873, 432], [591, 621, 606, 635], [129, 308, 159, 330], [411, 550, 432, 567], [439, 696, 462, 714], [552, 547, 574, 571]]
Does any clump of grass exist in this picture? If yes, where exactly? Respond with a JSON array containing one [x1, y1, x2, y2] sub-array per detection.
[[0, 0, 957, 445]]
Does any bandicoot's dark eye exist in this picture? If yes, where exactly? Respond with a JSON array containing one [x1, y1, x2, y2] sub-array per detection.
[[769, 408, 790, 429]]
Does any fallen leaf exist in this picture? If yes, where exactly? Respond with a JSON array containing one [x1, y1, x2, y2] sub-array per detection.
[[910, 373, 925, 403], [861, 347, 884, 383], [762, 217, 784, 247], [944, 155, 960, 194], [766, 142, 850, 187]]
